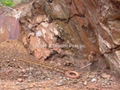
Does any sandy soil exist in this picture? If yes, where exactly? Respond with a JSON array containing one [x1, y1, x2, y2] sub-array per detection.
[[0, 40, 120, 90]]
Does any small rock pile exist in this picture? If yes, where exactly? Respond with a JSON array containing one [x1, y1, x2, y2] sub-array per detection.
[[20, 14, 61, 60]]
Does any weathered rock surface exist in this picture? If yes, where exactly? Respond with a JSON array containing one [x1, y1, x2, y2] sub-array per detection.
[[79, 0, 120, 74], [20, 13, 61, 60], [0, 15, 20, 42], [43, 0, 120, 74], [2, 0, 118, 74]]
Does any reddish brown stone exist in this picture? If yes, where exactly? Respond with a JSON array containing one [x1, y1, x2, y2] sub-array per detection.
[[0, 15, 20, 42], [34, 48, 51, 59], [29, 36, 51, 59]]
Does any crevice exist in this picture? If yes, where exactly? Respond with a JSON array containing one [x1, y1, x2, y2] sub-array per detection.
[[47, 13, 85, 24], [102, 45, 120, 55], [28, 13, 85, 31]]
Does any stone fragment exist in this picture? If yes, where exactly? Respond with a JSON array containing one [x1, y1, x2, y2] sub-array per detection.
[[33, 15, 47, 24], [29, 36, 47, 51], [35, 22, 59, 45], [29, 36, 51, 59], [0, 15, 20, 42], [34, 48, 51, 59], [91, 78, 97, 82], [83, 81, 87, 86], [108, 20, 120, 45], [22, 36, 28, 46], [101, 73, 111, 79], [115, 51, 120, 60], [17, 78, 24, 82], [45, 1, 69, 19]]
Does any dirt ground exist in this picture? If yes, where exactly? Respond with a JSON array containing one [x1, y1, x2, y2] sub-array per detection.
[[0, 40, 120, 90]]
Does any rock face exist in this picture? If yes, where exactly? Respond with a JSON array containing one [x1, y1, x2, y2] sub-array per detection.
[[79, 0, 120, 74], [44, 0, 100, 56], [43, 0, 120, 74], [15, 0, 120, 74]]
